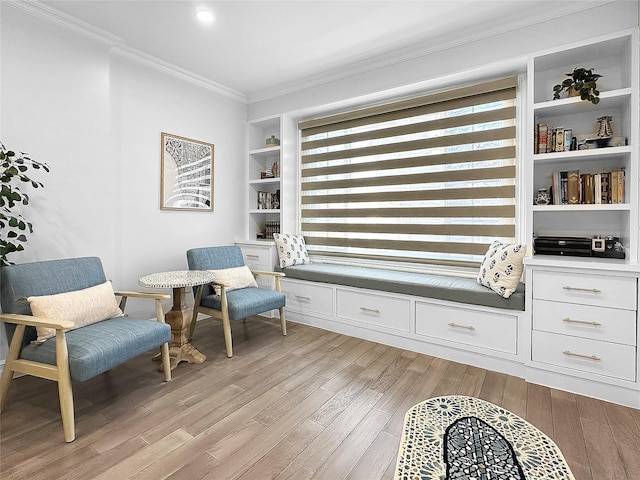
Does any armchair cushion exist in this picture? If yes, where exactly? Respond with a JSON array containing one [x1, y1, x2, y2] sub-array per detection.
[[28, 281, 124, 343], [200, 287, 286, 321], [208, 265, 258, 295], [19, 316, 171, 382]]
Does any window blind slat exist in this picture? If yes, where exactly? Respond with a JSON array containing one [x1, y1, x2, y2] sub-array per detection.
[[303, 237, 492, 256], [301, 166, 515, 191], [301, 185, 515, 204], [302, 126, 515, 164], [301, 222, 515, 237], [301, 205, 515, 218], [301, 146, 515, 177]]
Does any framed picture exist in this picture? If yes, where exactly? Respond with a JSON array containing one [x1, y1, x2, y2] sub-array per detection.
[[161, 132, 214, 211]]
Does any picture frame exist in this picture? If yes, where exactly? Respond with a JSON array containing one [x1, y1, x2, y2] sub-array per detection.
[[160, 132, 214, 211]]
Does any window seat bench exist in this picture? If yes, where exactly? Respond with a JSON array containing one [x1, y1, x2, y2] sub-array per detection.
[[272, 262, 528, 381], [277, 263, 525, 311]]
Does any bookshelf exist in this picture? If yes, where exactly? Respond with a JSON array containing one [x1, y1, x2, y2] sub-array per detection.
[[527, 30, 638, 264], [247, 116, 282, 241]]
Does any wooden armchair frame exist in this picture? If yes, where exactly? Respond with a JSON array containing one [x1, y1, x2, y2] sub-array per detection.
[[0, 291, 171, 443], [189, 270, 286, 358]]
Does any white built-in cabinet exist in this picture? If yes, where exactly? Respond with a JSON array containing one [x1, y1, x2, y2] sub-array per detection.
[[524, 29, 639, 407]]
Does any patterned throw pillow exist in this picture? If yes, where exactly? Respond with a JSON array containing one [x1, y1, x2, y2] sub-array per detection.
[[28, 281, 124, 343], [477, 241, 526, 298], [273, 233, 311, 268]]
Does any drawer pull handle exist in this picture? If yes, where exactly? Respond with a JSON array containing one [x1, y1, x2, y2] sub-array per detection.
[[245, 254, 259, 259], [295, 295, 311, 301], [562, 286, 602, 294], [448, 322, 475, 331], [563, 350, 601, 362], [360, 307, 380, 314], [563, 317, 602, 327]]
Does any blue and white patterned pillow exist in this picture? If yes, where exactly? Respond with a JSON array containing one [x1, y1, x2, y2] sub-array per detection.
[[273, 233, 311, 268], [477, 240, 526, 298]]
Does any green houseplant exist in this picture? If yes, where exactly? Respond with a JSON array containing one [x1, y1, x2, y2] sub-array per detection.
[[0, 142, 49, 266], [553, 67, 603, 104]]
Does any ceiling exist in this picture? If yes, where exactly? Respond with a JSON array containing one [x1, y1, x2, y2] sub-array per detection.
[[31, 0, 609, 102]]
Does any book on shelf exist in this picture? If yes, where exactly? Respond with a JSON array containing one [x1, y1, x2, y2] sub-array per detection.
[[563, 128, 572, 152], [567, 170, 580, 204], [537, 123, 547, 154], [581, 173, 594, 204], [555, 128, 564, 153], [600, 172, 611, 204]]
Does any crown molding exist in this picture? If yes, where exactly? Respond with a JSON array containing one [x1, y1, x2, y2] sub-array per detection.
[[4, 0, 122, 46], [4, 0, 247, 103], [247, 0, 616, 104], [110, 45, 247, 103]]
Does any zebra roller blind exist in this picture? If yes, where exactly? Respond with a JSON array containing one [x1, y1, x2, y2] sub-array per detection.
[[299, 77, 518, 267]]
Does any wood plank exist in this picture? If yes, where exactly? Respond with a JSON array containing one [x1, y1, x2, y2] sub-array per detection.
[[550, 390, 591, 480], [581, 416, 627, 480], [345, 430, 400, 480], [237, 419, 325, 480], [312, 408, 391, 480], [297, 388, 383, 472], [525, 382, 554, 438]]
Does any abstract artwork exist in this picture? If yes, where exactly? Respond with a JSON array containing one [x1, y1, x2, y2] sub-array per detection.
[[161, 133, 214, 211]]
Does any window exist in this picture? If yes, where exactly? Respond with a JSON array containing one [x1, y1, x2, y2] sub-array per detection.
[[298, 77, 518, 268]]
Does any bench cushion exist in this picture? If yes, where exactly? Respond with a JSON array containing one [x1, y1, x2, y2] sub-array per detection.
[[278, 264, 525, 311], [19, 317, 171, 382]]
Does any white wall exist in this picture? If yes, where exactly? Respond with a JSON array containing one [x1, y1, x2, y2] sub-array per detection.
[[0, 4, 247, 359], [249, 1, 639, 120]]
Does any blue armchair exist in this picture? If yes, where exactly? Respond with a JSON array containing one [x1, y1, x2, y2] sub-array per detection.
[[186, 246, 286, 357], [0, 257, 172, 442]]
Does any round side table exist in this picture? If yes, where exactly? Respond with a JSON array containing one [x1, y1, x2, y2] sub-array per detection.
[[139, 270, 216, 369]]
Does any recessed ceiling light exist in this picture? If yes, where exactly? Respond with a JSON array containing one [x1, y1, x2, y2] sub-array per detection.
[[196, 10, 214, 24]]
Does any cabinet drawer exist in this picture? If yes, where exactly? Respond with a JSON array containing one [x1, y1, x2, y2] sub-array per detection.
[[238, 245, 274, 270], [281, 279, 333, 316], [531, 330, 636, 381], [532, 271, 637, 310], [416, 302, 517, 354], [336, 289, 410, 333], [533, 299, 636, 346]]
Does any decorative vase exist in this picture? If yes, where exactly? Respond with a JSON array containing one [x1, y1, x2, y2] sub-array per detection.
[[535, 188, 550, 205], [266, 135, 280, 147]]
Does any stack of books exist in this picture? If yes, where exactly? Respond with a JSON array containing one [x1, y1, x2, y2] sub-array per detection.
[[549, 169, 625, 204], [535, 124, 574, 154]]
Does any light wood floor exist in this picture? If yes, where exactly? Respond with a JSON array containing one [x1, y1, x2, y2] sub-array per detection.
[[1, 316, 639, 480]]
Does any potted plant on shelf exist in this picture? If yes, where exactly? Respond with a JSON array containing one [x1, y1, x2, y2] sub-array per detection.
[[553, 67, 603, 104], [0, 142, 49, 266]]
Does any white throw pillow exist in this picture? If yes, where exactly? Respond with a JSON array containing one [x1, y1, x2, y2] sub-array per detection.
[[28, 281, 124, 343], [477, 241, 526, 298], [273, 233, 311, 268], [208, 265, 258, 295]]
